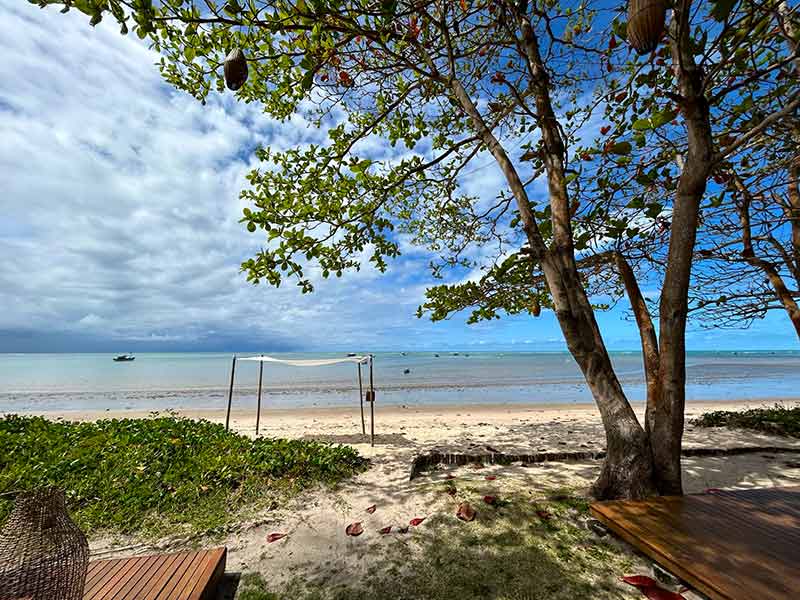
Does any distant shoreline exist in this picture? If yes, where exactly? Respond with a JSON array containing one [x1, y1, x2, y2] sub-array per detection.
[[10, 397, 800, 425]]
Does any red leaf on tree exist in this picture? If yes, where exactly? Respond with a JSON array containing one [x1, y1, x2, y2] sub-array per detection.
[[460, 0, 467, 10], [609, 36, 618, 49], [456, 502, 476, 522], [267, 532, 287, 543], [345, 522, 364, 537], [409, 517, 425, 526], [615, 92, 627, 102], [485, 475, 497, 481], [600, 125, 611, 135], [366, 505, 377, 514], [379, 526, 392, 535], [621, 575, 657, 588], [483, 495, 497, 505]]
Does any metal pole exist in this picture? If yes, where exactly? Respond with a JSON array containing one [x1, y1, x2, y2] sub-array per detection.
[[369, 355, 375, 447], [256, 358, 263, 436], [225, 355, 236, 432], [357, 362, 365, 436]]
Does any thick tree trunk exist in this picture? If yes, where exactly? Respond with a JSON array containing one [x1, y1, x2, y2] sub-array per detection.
[[651, 2, 715, 495]]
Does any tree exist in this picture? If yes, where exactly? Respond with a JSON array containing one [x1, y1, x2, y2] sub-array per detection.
[[687, 2, 800, 339], [31, 0, 794, 497]]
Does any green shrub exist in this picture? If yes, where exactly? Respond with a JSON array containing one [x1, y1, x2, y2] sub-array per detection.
[[693, 404, 800, 438], [0, 414, 368, 535]]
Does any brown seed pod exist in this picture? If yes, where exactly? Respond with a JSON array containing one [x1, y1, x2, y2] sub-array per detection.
[[224, 48, 248, 91], [626, 0, 667, 55], [530, 297, 541, 317]]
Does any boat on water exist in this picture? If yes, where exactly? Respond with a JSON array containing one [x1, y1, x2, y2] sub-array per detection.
[[113, 354, 135, 362]]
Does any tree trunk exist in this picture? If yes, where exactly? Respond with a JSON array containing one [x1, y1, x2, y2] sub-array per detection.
[[449, 14, 657, 498], [651, 2, 715, 495], [615, 253, 661, 439], [737, 178, 800, 340]]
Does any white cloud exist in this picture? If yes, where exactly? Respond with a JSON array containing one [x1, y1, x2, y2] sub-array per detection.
[[0, 3, 439, 351]]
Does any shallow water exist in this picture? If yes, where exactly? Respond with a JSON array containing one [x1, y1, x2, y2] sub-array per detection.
[[0, 351, 798, 412]]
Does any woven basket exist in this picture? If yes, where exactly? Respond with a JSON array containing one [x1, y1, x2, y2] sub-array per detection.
[[0, 489, 88, 600], [627, 0, 667, 54]]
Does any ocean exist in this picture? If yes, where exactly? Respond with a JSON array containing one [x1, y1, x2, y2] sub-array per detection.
[[0, 351, 798, 413]]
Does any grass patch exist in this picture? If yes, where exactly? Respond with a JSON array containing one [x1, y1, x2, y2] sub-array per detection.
[[693, 404, 800, 438], [0, 414, 368, 535], [241, 489, 639, 600]]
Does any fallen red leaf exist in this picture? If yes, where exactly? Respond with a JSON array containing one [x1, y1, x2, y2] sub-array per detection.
[[379, 526, 392, 535], [446, 487, 457, 496], [409, 517, 425, 526], [266, 532, 287, 543], [621, 575, 657, 588], [483, 495, 497, 505], [485, 475, 497, 481], [366, 505, 377, 514], [536, 510, 552, 521], [345, 522, 364, 537], [456, 502, 476, 522]]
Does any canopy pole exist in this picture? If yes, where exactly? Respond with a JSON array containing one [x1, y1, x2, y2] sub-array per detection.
[[369, 356, 375, 447], [225, 355, 236, 432], [256, 358, 264, 436], [357, 362, 365, 436]]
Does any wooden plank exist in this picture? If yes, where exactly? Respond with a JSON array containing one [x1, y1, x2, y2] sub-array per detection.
[[187, 547, 227, 600], [591, 487, 800, 600], [164, 551, 212, 600], [84, 557, 123, 593], [140, 551, 194, 600], [85, 555, 147, 600], [83, 548, 226, 600]]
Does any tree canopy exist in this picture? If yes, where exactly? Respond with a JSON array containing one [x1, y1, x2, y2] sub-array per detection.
[[31, 0, 800, 498]]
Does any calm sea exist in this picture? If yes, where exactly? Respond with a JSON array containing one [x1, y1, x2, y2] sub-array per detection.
[[0, 351, 798, 413]]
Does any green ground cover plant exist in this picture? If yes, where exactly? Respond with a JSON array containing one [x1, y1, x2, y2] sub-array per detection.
[[693, 405, 800, 438], [0, 414, 367, 535]]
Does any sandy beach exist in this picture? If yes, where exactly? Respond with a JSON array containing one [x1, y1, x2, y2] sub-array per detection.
[[36, 398, 800, 595]]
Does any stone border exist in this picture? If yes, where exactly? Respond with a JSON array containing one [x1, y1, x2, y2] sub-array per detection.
[[409, 446, 800, 480]]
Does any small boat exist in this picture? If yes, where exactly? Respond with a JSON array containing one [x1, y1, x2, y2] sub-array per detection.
[[113, 354, 135, 362], [347, 353, 357, 357]]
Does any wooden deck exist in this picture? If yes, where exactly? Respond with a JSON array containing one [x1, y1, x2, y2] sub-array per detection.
[[82, 547, 226, 600], [591, 487, 800, 600]]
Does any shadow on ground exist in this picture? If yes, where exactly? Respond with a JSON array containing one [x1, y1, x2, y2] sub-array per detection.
[[236, 491, 640, 600]]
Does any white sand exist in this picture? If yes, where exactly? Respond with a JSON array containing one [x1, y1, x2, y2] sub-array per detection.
[[37, 399, 800, 597]]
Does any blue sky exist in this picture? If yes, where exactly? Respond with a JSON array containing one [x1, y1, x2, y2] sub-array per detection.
[[0, 1, 797, 353]]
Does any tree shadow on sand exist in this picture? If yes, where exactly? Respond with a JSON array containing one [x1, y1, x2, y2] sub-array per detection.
[[244, 492, 640, 600]]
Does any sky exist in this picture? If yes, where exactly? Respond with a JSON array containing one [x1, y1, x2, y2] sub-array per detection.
[[0, 1, 797, 353]]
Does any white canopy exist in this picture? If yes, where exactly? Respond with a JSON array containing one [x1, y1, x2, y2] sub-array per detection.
[[239, 355, 371, 366]]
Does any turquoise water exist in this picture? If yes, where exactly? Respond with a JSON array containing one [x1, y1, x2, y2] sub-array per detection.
[[0, 351, 799, 412]]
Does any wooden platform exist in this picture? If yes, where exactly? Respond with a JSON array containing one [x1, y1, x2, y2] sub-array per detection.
[[591, 487, 800, 600], [83, 547, 226, 600]]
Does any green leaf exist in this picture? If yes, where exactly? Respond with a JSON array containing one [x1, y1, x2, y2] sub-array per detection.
[[609, 141, 632, 155], [710, 0, 738, 21], [632, 119, 651, 131]]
